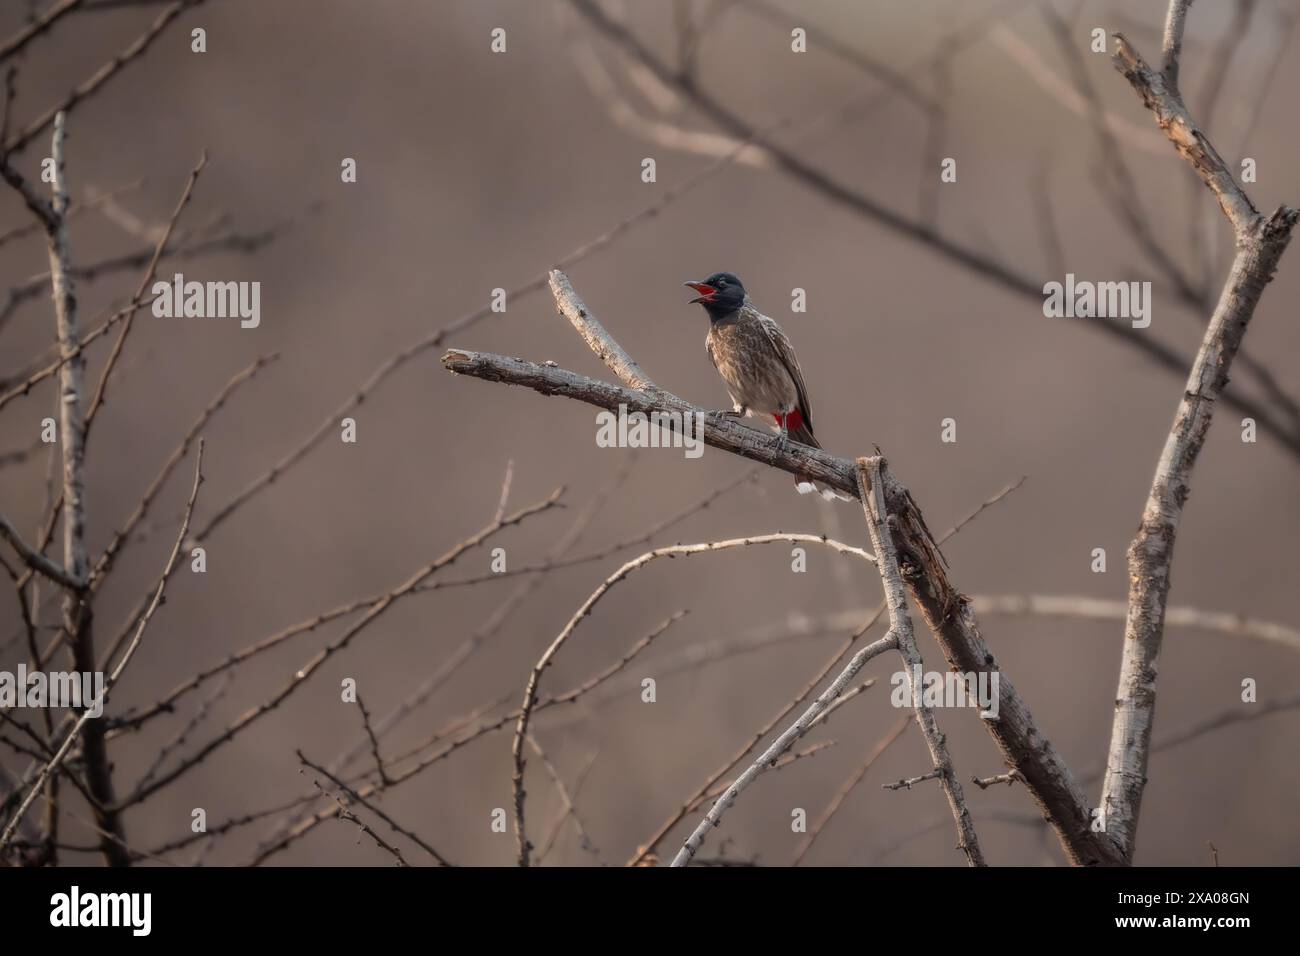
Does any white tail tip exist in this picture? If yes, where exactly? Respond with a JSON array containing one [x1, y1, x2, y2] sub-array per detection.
[[796, 480, 851, 502]]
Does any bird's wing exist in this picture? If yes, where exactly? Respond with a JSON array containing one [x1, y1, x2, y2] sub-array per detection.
[[757, 314, 813, 431]]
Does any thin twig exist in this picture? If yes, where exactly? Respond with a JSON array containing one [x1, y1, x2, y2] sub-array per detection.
[[90, 353, 278, 591], [248, 612, 682, 865], [298, 756, 406, 867], [491, 459, 514, 525], [298, 753, 450, 866], [0, 441, 205, 854], [0, 296, 156, 410], [0, 0, 85, 66], [883, 770, 942, 791], [972, 769, 1022, 790], [356, 694, 390, 786], [564, 0, 1300, 460], [792, 715, 909, 865], [4, 1, 204, 155], [107, 490, 564, 733], [119, 490, 564, 807], [510, 536, 873, 866], [669, 634, 895, 867], [0, 516, 79, 590], [526, 734, 599, 862], [192, 130, 764, 545]]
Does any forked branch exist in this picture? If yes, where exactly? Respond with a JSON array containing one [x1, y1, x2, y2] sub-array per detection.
[[1102, 4, 1298, 861], [442, 270, 1126, 866]]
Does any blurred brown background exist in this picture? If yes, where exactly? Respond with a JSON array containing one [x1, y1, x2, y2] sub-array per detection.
[[1, 0, 1297, 866]]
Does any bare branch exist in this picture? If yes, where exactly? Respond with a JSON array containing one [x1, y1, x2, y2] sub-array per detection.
[[869, 461, 1124, 865], [147, 699, 513, 859], [988, 24, 1168, 156], [107, 489, 565, 734], [741, 0, 936, 112], [297, 754, 451, 866], [1160, 0, 1194, 94], [84, 151, 208, 431], [491, 459, 514, 525], [26, 110, 130, 865], [1147, 690, 1300, 756], [512, 533, 875, 865], [566, 41, 772, 170], [565, 0, 1300, 461], [0, 515, 79, 591], [45, 111, 87, 591], [1187, 0, 1257, 274], [0, 440, 204, 855], [444, 271, 1119, 865], [119, 490, 564, 806], [297, 756, 407, 867], [690, 740, 839, 815], [970, 594, 1300, 657], [670, 632, 895, 867], [0, 176, 145, 252], [1103, 7, 1299, 861], [526, 734, 599, 863], [443, 348, 859, 497], [972, 769, 1022, 790], [549, 270, 654, 389], [792, 716, 909, 865], [883, 770, 942, 791], [89, 352, 277, 591], [355, 695, 390, 787], [1042, 6, 1203, 305], [0, 0, 84, 65], [3, 1, 205, 155], [1104, 215, 1298, 857], [272, 457, 641, 823], [192, 131, 760, 544], [537, 750, 599, 864], [132, 674, 230, 795], [858, 456, 984, 866], [420, 466, 757, 592], [0, 296, 154, 412], [1113, 29, 1259, 233], [629, 618, 877, 866], [0, 223, 280, 334], [249, 610, 680, 865]]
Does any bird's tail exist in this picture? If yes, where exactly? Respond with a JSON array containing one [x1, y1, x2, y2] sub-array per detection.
[[795, 473, 853, 502], [788, 421, 852, 502]]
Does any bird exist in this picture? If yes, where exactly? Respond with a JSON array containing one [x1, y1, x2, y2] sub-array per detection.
[[685, 271, 849, 501]]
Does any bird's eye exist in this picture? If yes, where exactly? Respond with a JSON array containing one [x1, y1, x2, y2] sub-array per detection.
[[715, 277, 727, 287]]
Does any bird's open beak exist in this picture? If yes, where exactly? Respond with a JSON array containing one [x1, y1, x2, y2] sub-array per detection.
[[684, 281, 715, 304]]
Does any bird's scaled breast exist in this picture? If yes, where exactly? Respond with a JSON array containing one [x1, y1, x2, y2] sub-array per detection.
[[707, 320, 797, 413]]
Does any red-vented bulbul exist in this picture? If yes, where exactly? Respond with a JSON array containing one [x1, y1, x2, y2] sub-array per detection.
[[686, 272, 849, 501]]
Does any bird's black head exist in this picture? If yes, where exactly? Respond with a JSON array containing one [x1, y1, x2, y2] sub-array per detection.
[[685, 272, 746, 320]]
